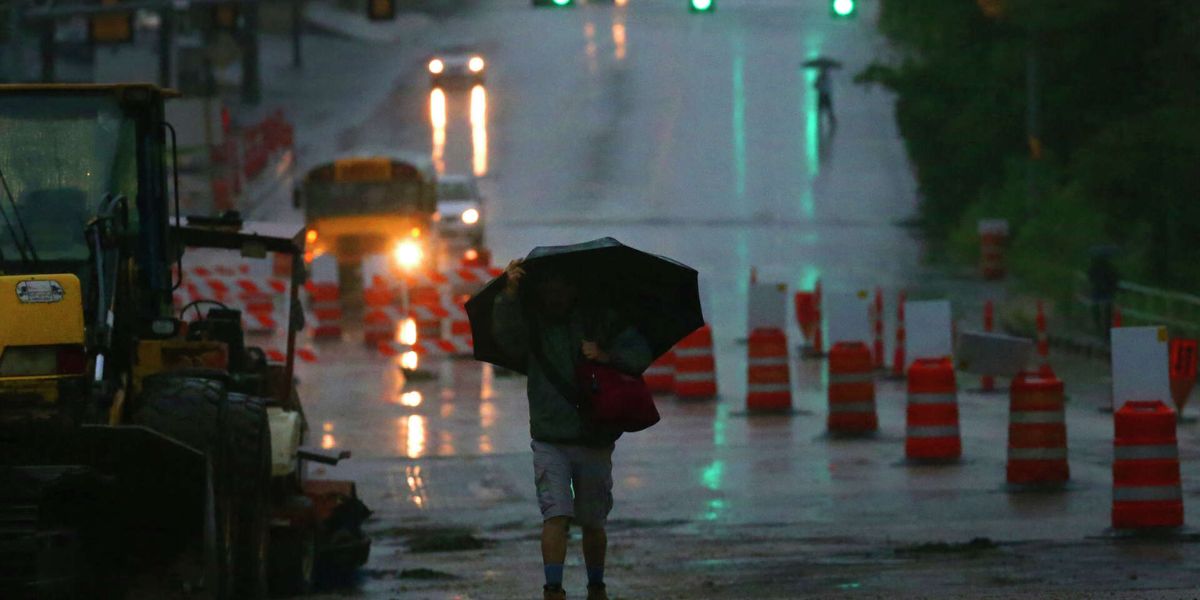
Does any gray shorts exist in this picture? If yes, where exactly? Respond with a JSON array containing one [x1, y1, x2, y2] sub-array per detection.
[[531, 440, 614, 528]]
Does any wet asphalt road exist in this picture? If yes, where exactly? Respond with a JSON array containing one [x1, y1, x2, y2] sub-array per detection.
[[234, 0, 1200, 597]]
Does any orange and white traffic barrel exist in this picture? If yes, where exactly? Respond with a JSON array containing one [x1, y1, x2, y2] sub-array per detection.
[[1112, 400, 1183, 529], [905, 357, 961, 461], [362, 255, 397, 345], [891, 290, 907, 378], [826, 341, 877, 433], [794, 292, 819, 354], [872, 287, 885, 370], [978, 219, 1008, 280], [445, 296, 474, 358], [1036, 300, 1050, 365], [644, 350, 676, 394], [1007, 368, 1069, 485], [307, 254, 343, 340], [675, 325, 718, 399], [746, 328, 790, 412], [981, 300, 996, 392]]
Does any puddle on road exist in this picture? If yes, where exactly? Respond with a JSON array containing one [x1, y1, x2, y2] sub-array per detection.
[[894, 537, 999, 556], [374, 525, 495, 553]]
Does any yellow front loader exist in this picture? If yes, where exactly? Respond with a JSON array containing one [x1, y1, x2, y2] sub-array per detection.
[[0, 85, 369, 599]]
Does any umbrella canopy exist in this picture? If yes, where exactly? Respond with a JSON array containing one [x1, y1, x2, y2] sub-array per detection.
[[465, 237, 704, 374], [802, 56, 843, 70]]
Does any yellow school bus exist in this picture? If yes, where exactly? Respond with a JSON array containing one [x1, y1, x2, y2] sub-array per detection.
[[296, 152, 442, 298]]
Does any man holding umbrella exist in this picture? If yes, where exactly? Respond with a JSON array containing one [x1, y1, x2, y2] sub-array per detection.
[[466, 238, 704, 600], [803, 56, 842, 129]]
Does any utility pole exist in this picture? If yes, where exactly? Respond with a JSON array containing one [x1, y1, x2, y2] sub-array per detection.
[[291, 0, 302, 68], [6, 0, 22, 82], [157, 4, 173, 87], [38, 19, 53, 82], [241, 0, 260, 104]]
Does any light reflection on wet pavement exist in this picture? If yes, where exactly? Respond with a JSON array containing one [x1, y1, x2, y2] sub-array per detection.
[[250, 0, 1200, 595]]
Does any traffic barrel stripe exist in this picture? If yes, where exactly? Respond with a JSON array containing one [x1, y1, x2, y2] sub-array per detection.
[[1111, 400, 1184, 529], [674, 325, 717, 399], [827, 341, 877, 434], [907, 425, 961, 438], [905, 357, 961, 461], [644, 351, 676, 394], [746, 327, 790, 412]]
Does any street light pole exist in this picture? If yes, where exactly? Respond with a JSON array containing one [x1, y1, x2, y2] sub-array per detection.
[[291, 0, 302, 68], [38, 19, 54, 82], [241, 0, 260, 104], [6, 0, 22, 82], [158, 5, 174, 87]]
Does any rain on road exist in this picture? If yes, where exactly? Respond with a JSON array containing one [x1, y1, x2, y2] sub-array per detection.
[[245, 1, 1200, 597]]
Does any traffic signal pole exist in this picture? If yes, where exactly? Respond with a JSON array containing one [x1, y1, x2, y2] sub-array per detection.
[[157, 6, 174, 87], [38, 20, 54, 82], [241, 0, 260, 104], [291, 0, 303, 68], [18, 0, 267, 101]]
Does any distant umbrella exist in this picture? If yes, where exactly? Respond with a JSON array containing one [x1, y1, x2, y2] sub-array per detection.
[[802, 57, 843, 70]]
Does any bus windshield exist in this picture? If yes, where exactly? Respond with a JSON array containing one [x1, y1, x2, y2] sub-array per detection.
[[302, 158, 436, 220], [0, 95, 138, 265]]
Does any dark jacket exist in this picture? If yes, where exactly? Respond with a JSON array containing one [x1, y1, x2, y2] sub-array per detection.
[[492, 293, 653, 447]]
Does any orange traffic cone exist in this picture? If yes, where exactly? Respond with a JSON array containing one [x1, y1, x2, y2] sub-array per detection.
[[747, 328, 790, 412]]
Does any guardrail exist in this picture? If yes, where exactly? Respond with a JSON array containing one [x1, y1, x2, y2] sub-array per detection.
[[1073, 272, 1200, 338]]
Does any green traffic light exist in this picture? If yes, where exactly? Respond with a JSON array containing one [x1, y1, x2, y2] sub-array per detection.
[[552, 0, 571, 5], [690, 0, 714, 12], [832, 0, 856, 17]]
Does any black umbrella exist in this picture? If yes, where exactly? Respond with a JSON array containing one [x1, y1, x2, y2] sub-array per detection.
[[465, 237, 703, 374], [802, 56, 843, 70]]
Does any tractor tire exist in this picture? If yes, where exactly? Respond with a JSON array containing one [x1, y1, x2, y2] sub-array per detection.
[[267, 497, 316, 597], [226, 393, 272, 600], [132, 375, 236, 600]]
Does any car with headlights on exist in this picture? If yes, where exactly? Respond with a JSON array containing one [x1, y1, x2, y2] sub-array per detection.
[[427, 47, 486, 88], [435, 174, 485, 263]]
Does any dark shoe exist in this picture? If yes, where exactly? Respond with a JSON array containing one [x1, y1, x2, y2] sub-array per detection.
[[586, 583, 609, 600], [544, 584, 567, 600]]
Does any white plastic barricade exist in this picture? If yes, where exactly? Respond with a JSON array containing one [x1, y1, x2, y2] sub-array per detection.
[[956, 331, 1033, 377], [825, 290, 871, 345], [906, 300, 953, 363], [747, 283, 788, 332], [1111, 326, 1171, 412]]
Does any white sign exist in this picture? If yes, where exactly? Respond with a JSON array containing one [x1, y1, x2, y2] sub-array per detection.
[[309, 253, 338, 285], [16, 280, 65, 304], [747, 282, 788, 332], [906, 300, 954, 363], [825, 291, 871, 345], [361, 254, 393, 288], [957, 331, 1033, 377], [1111, 326, 1171, 409]]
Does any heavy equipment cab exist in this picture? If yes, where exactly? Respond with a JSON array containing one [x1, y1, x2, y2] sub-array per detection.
[[0, 85, 369, 598]]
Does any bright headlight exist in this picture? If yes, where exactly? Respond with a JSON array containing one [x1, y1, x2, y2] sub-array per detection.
[[468, 56, 485, 73], [393, 240, 423, 269], [428, 59, 445, 74], [461, 208, 480, 225], [399, 317, 418, 346]]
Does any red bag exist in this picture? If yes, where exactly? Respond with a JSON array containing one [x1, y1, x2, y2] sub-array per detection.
[[576, 362, 660, 432]]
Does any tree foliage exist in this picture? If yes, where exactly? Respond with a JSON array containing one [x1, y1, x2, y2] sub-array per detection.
[[862, 0, 1200, 290]]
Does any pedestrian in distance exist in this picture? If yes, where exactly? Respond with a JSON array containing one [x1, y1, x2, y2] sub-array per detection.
[[492, 258, 654, 600], [816, 67, 837, 129], [1088, 251, 1120, 336]]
